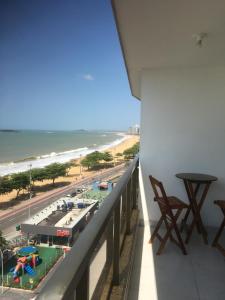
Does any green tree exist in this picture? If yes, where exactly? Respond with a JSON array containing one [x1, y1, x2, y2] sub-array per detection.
[[11, 172, 30, 197], [63, 162, 77, 176], [123, 142, 140, 160], [132, 142, 140, 154], [31, 168, 47, 183], [102, 151, 113, 162], [116, 152, 123, 157], [44, 163, 67, 185], [0, 176, 13, 195], [81, 151, 103, 170], [81, 157, 91, 170]]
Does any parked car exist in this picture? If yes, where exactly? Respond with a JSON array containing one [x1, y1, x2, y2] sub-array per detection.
[[76, 187, 86, 193], [66, 191, 77, 198]]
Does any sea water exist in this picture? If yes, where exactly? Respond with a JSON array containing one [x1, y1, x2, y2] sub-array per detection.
[[0, 130, 127, 176]]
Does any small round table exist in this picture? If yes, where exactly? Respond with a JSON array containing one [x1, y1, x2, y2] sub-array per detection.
[[176, 173, 217, 244]]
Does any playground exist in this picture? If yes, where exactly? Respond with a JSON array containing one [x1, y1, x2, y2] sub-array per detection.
[[2, 246, 63, 290], [81, 180, 113, 205]]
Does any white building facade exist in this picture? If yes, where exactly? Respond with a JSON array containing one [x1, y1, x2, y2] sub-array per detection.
[[128, 124, 140, 135], [112, 0, 225, 228]]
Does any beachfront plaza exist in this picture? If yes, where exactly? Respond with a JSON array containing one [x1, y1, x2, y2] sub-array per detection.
[[0, 180, 116, 295]]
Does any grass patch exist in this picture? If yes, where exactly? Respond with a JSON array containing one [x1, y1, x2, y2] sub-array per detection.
[[2, 246, 63, 290]]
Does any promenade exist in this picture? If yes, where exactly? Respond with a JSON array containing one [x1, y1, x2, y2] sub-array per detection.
[[0, 163, 126, 239]]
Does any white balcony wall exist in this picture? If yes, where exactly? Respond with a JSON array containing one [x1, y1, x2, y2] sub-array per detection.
[[140, 66, 225, 227]]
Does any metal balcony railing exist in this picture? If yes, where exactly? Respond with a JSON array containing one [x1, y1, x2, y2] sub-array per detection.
[[36, 156, 139, 300]]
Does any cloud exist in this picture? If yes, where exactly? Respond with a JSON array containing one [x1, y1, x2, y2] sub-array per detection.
[[83, 74, 94, 81]]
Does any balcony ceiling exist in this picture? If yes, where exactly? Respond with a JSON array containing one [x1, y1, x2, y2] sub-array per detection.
[[112, 0, 225, 99]]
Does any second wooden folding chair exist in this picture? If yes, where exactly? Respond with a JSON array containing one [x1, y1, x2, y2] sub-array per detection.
[[212, 200, 225, 256], [149, 175, 188, 255]]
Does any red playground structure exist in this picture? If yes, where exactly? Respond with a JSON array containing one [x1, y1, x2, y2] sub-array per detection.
[[10, 246, 40, 283]]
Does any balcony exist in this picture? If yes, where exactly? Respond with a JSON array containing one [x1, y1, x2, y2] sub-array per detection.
[[35, 155, 225, 300], [109, 1, 225, 298], [36, 157, 139, 300], [128, 215, 225, 300]]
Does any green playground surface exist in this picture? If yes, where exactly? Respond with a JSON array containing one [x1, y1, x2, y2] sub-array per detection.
[[83, 189, 110, 205], [2, 246, 63, 290]]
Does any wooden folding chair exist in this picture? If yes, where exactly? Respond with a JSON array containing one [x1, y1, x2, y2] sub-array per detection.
[[212, 200, 225, 256], [149, 175, 188, 255]]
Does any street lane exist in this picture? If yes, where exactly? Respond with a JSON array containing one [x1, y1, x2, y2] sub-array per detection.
[[0, 164, 126, 238]]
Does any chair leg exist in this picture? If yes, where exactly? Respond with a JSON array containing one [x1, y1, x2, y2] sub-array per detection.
[[156, 225, 173, 255], [166, 209, 187, 255], [149, 216, 163, 243], [212, 218, 225, 247], [173, 222, 187, 255], [167, 209, 187, 255], [164, 210, 180, 245], [180, 207, 191, 232], [153, 209, 187, 255]]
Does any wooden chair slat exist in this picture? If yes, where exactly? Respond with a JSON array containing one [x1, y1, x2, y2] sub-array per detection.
[[149, 175, 188, 255]]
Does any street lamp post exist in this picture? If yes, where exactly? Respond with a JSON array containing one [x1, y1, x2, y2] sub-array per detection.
[[28, 163, 32, 219], [0, 248, 10, 294]]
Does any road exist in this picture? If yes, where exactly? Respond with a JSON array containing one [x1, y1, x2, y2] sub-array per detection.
[[0, 164, 126, 239]]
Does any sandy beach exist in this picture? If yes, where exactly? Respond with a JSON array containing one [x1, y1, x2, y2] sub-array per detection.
[[0, 135, 139, 205]]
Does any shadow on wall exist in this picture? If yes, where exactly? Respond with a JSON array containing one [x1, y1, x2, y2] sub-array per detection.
[[139, 160, 160, 228]]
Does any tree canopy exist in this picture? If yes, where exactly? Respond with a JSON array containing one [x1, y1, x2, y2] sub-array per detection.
[[0, 176, 13, 195], [81, 151, 114, 170], [81, 151, 102, 169], [64, 161, 77, 176], [0, 162, 72, 197], [11, 172, 30, 197], [44, 163, 67, 185], [101, 151, 113, 162], [31, 168, 47, 182], [123, 142, 139, 160], [116, 152, 123, 157]]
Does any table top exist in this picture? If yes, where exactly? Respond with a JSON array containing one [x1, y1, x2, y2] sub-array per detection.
[[176, 173, 218, 183]]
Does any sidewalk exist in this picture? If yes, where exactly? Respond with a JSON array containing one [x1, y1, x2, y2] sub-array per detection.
[[0, 183, 73, 220], [0, 164, 125, 221]]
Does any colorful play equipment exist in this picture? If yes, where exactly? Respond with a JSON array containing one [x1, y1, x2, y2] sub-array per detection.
[[10, 246, 40, 282]]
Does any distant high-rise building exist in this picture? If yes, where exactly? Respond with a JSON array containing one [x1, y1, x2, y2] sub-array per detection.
[[128, 124, 140, 135]]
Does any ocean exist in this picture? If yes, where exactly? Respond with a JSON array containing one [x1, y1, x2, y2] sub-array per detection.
[[0, 130, 127, 176]]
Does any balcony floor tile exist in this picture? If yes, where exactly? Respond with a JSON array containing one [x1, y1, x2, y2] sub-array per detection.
[[128, 224, 225, 300]]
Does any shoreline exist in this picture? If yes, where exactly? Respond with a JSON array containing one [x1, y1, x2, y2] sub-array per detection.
[[0, 133, 130, 176], [0, 135, 139, 204]]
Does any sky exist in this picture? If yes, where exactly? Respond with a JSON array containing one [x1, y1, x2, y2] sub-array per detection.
[[0, 0, 140, 131]]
